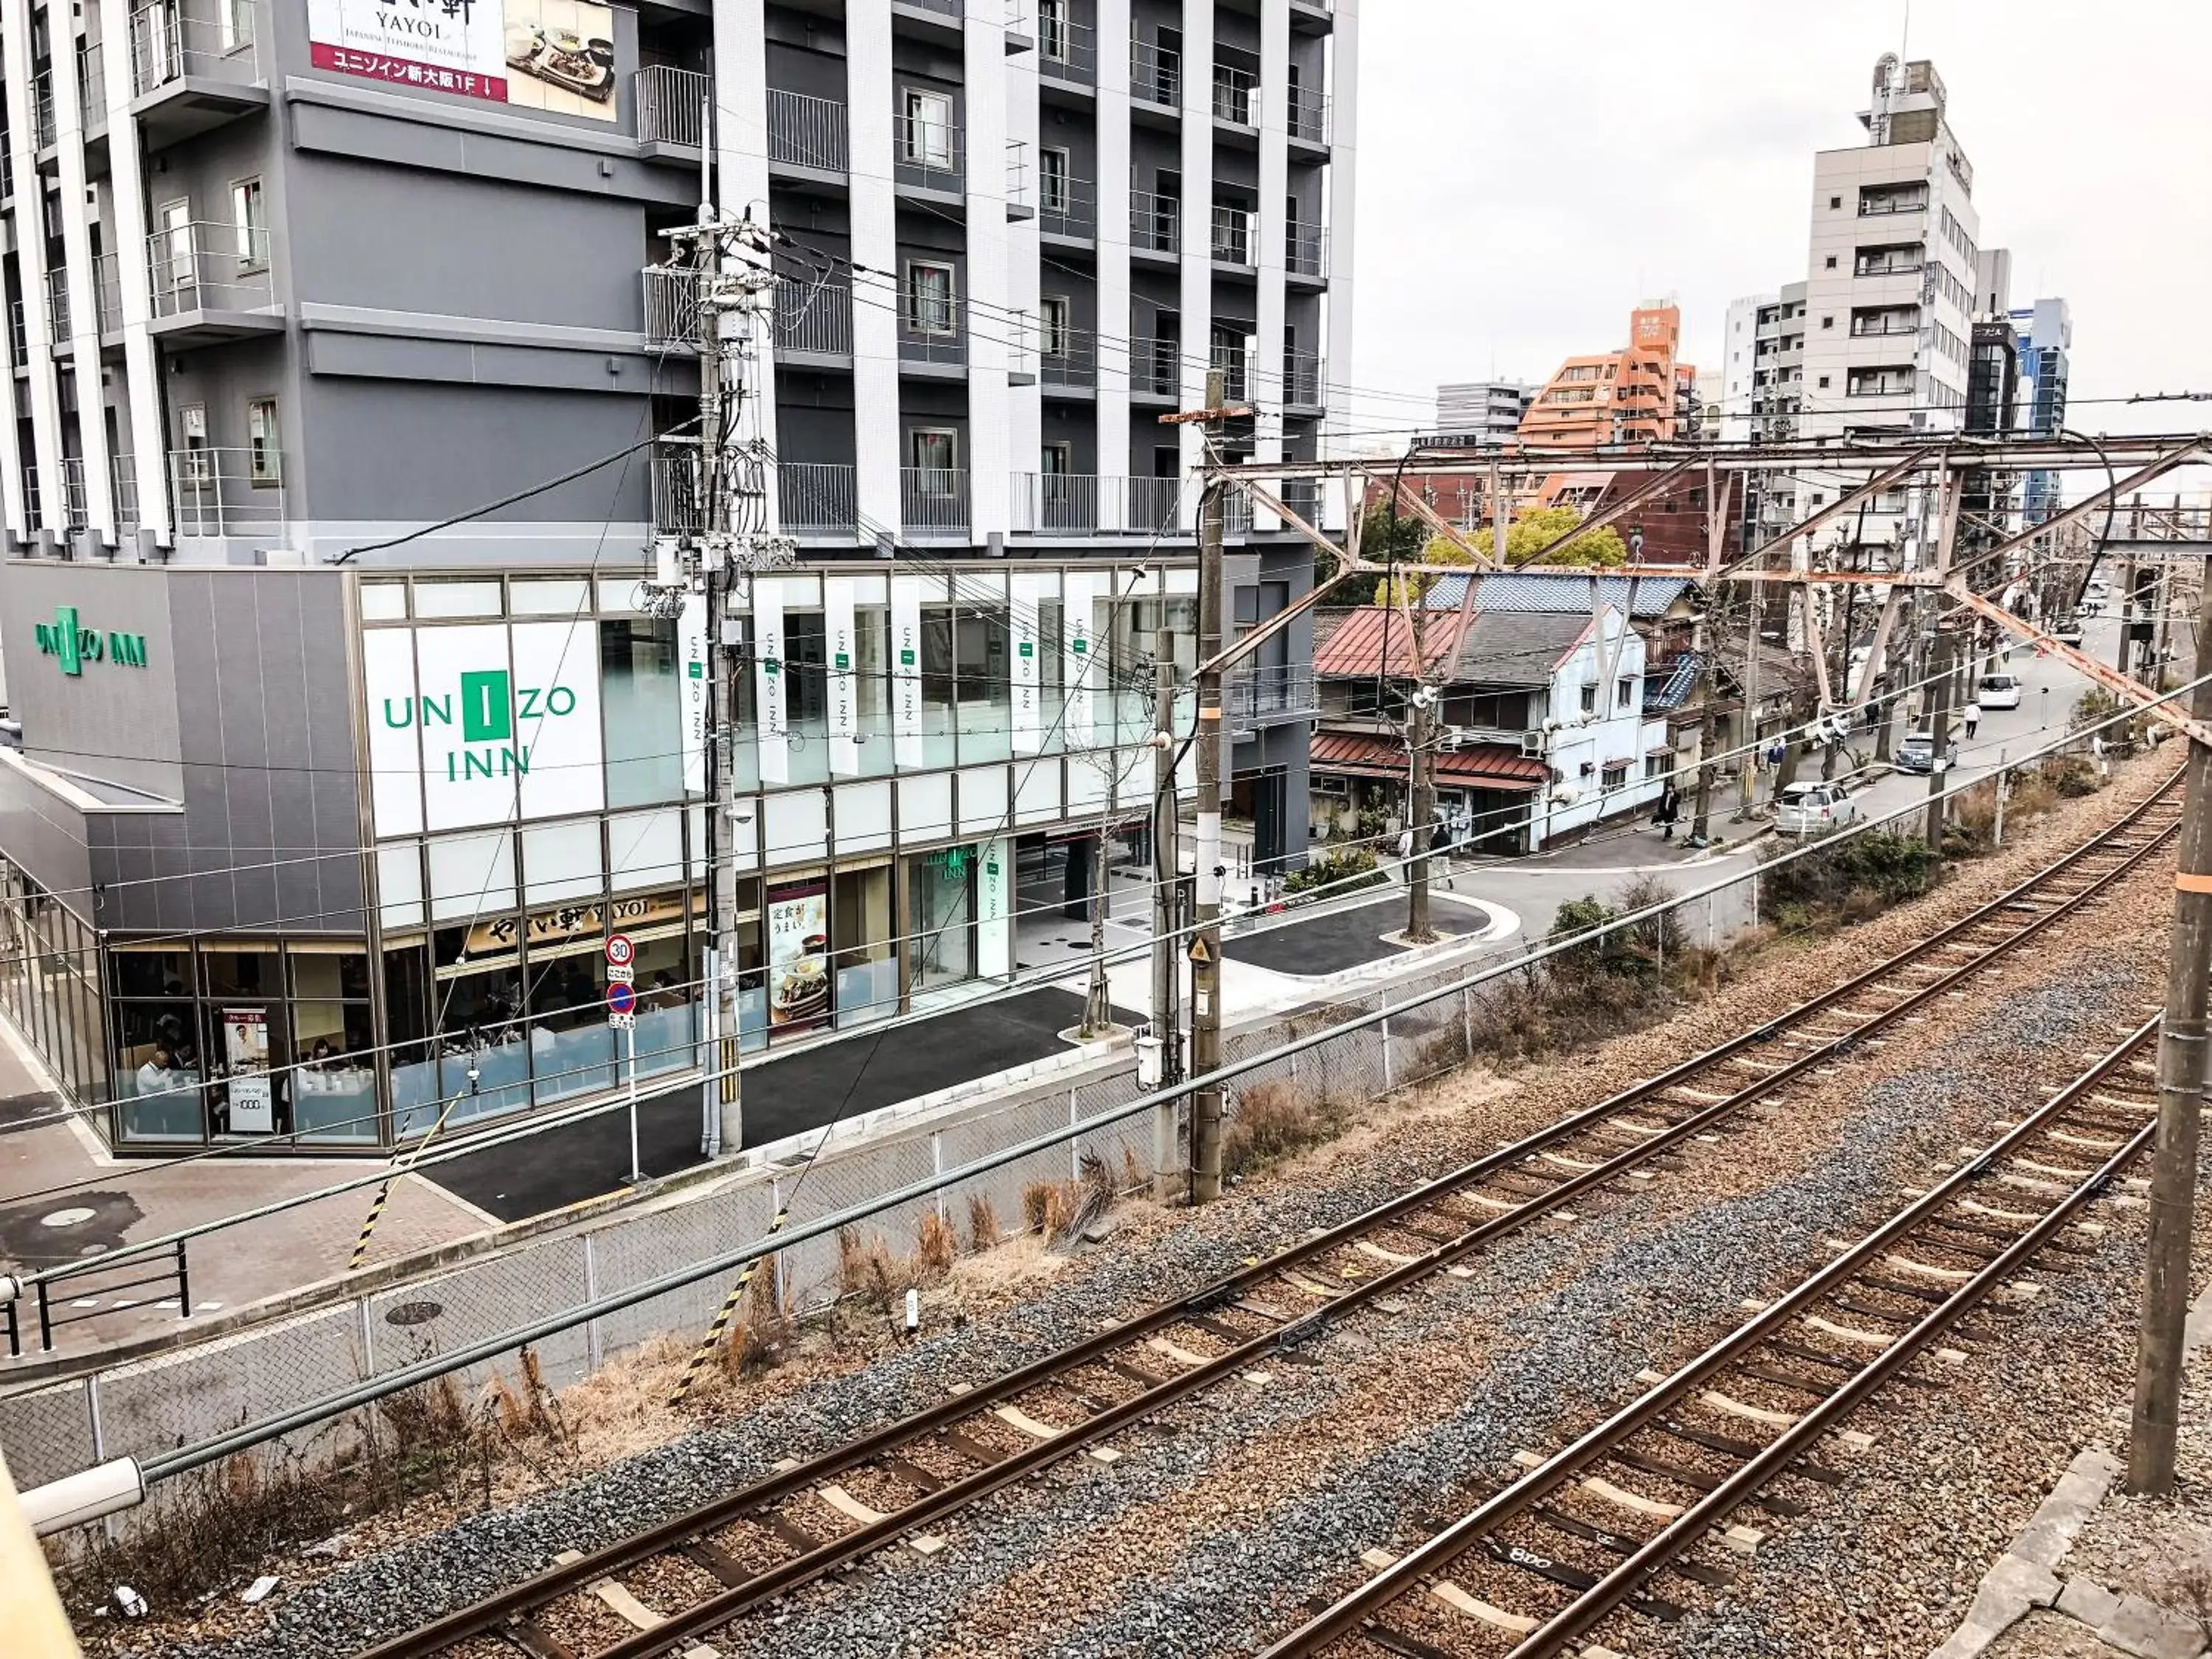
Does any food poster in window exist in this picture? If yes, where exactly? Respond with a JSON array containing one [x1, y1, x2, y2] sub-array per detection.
[[766, 880, 830, 1033], [307, 0, 618, 120], [223, 1006, 276, 1133]]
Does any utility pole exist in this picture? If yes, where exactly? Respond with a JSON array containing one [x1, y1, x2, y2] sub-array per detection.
[[1735, 590, 1763, 818], [1189, 366, 1228, 1206], [1147, 629, 1183, 1201], [1924, 630, 1954, 847], [2128, 552, 2212, 1497], [650, 168, 789, 1159], [2116, 553, 2138, 682], [1406, 681, 1437, 942], [1689, 604, 1717, 844]]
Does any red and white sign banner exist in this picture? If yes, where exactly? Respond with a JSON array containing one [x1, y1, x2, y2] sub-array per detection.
[[308, 0, 619, 122]]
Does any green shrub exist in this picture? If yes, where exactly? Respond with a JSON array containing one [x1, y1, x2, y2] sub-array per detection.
[[1284, 844, 1388, 897], [1759, 827, 1941, 933]]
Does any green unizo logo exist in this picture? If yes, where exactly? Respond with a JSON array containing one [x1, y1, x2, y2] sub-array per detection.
[[33, 606, 150, 675], [381, 667, 580, 781]]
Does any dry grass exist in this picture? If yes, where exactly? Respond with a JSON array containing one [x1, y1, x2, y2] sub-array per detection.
[[1222, 1080, 1349, 1178], [966, 1193, 1001, 1252], [917, 1211, 959, 1275]]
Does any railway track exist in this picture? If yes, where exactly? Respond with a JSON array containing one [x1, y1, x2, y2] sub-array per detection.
[[1263, 1015, 2166, 1659], [358, 777, 2181, 1659]]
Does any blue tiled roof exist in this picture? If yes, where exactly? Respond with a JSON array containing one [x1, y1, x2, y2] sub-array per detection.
[[1644, 652, 1703, 712], [1422, 571, 1695, 619]]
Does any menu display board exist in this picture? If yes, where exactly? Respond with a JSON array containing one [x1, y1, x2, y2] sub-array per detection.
[[766, 880, 830, 1034], [309, 0, 619, 122]]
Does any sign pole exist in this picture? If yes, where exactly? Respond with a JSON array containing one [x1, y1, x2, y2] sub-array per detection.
[[625, 1020, 641, 1186]]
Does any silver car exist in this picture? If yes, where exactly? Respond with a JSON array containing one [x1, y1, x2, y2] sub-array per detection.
[[1775, 779, 1859, 835]]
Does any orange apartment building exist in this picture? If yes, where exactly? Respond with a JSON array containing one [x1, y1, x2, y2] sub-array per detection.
[[1518, 303, 1699, 448]]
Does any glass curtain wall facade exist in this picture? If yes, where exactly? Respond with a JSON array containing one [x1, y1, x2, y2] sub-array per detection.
[[1, 566, 1189, 1155]]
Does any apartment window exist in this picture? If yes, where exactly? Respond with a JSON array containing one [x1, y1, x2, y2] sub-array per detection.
[[1820, 315, 1833, 329], [901, 89, 953, 167], [246, 397, 279, 486], [909, 428, 958, 487], [905, 260, 956, 335], [1038, 0, 1070, 59], [1601, 762, 1629, 792], [1615, 678, 1634, 709], [1040, 145, 1070, 215], [231, 177, 267, 269], [1824, 254, 1837, 269], [1644, 755, 1666, 781], [1040, 441, 1071, 476], [1829, 195, 1840, 209], [1817, 375, 1831, 389], [178, 403, 210, 483], [1579, 684, 1597, 716], [1041, 293, 1071, 357]]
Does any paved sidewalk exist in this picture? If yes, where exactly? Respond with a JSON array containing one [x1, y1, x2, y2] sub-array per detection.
[[0, 1024, 483, 1355]]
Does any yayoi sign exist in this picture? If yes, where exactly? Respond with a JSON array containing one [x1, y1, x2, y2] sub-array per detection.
[[364, 621, 605, 835], [32, 606, 150, 675]]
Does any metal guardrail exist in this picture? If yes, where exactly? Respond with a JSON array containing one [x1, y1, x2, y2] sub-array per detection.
[[1036, 7, 1095, 81], [93, 254, 122, 335], [779, 462, 858, 533], [1132, 189, 1179, 254], [31, 71, 54, 147], [1009, 473, 1183, 535], [1287, 84, 1328, 143], [641, 265, 700, 348], [636, 65, 709, 147], [1041, 325, 1095, 387], [1286, 221, 1327, 276], [1210, 204, 1252, 265], [1040, 172, 1095, 239], [1130, 39, 1181, 108], [892, 108, 964, 192], [1281, 349, 1322, 407], [170, 445, 283, 535], [898, 295, 966, 366], [41, 270, 69, 343], [776, 276, 853, 357], [900, 467, 970, 533], [57, 458, 88, 530], [129, 1, 262, 96], [1210, 60, 1257, 125], [145, 220, 275, 319], [1129, 335, 1180, 397], [768, 86, 849, 172], [652, 441, 706, 534]]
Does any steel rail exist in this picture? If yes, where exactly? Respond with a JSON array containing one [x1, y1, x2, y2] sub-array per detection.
[[356, 779, 2181, 1659], [1267, 1019, 2163, 1658]]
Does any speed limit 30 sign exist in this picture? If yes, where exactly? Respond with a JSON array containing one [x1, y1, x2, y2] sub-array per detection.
[[605, 933, 636, 968]]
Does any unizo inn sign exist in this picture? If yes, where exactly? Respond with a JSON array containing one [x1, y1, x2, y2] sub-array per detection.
[[363, 622, 605, 835], [34, 606, 150, 675]]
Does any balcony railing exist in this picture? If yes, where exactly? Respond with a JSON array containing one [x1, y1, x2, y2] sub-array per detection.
[[1228, 664, 1318, 720], [111, 455, 141, 534], [7, 300, 24, 366], [1209, 204, 1253, 265], [130, 1, 262, 96], [1129, 335, 1180, 397], [1211, 341, 1251, 402], [642, 265, 700, 348], [1035, 9, 1095, 82], [146, 220, 275, 318], [1847, 374, 1915, 398], [1280, 479, 1323, 523], [1011, 473, 1183, 535], [1130, 39, 1181, 108], [1005, 139, 1030, 212], [902, 0, 961, 15], [20, 464, 39, 526], [94, 253, 122, 335], [1210, 61, 1257, 125], [1039, 172, 1096, 240], [44, 268, 71, 342], [651, 439, 707, 532], [893, 108, 964, 191], [58, 456, 89, 529], [1851, 319, 1919, 337], [1131, 190, 1180, 255], [898, 296, 967, 366], [900, 467, 970, 534], [1854, 254, 1924, 278], [1287, 84, 1329, 144], [779, 462, 858, 533], [1286, 221, 1327, 277], [768, 86, 849, 172], [77, 43, 105, 123], [1859, 192, 1927, 217], [776, 276, 853, 357], [1041, 325, 1095, 388], [32, 70, 55, 148], [1281, 349, 1321, 408], [636, 66, 709, 147], [170, 445, 284, 535]]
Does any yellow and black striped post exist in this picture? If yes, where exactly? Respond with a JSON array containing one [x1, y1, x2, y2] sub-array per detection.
[[349, 1089, 466, 1273], [668, 1203, 790, 1406]]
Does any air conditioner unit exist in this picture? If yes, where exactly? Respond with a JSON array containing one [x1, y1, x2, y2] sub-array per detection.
[[1438, 726, 1466, 751], [1519, 733, 1545, 757]]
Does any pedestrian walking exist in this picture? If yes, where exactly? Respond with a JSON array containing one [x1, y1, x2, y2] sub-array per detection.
[[1396, 824, 1414, 863], [1654, 780, 1683, 842], [1961, 698, 1981, 740]]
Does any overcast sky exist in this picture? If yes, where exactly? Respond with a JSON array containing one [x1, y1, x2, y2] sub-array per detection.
[[1346, 1, 2212, 445]]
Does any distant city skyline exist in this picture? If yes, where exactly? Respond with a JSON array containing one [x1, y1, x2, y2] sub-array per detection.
[[1348, 3, 2212, 444]]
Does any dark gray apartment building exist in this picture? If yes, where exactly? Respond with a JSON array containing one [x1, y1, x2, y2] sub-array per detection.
[[0, 0, 1354, 1151]]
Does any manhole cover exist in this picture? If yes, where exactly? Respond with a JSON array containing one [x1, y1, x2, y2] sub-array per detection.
[[383, 1301, 444, 1328], [40, 1208, 96, 1228]]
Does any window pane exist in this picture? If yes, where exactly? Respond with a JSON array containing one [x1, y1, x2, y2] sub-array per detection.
[[113, 1000, 206, 1141], [599, 617, 684, 806], [956, 605, 1012, 763], [919, 605, 957, 768], [524, 923, 613, 1106]]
